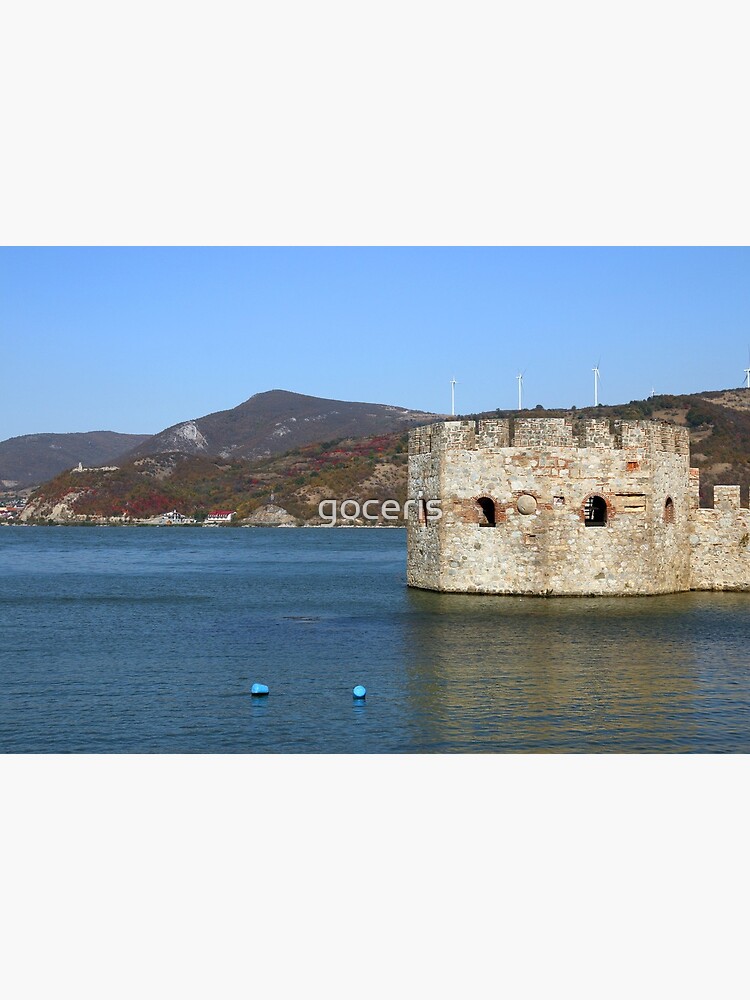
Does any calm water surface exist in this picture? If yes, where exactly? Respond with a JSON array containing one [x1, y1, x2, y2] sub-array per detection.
[[1, 527, 749, 752]]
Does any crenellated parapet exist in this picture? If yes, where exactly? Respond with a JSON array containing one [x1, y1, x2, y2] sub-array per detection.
[[714, 485, 742, 510], [408, 417, 690, 457], [407, 416, 747, 596], [689, 468, 701, 510], [513, 417, 573, 447], [689, 484, 750, 591]]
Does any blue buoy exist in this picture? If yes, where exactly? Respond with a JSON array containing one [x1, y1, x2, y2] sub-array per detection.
[[352, 685, 366, 699], [251, 683, 269, 696]]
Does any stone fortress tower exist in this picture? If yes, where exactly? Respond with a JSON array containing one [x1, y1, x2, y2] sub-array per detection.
[[407, 416, 750, 596]]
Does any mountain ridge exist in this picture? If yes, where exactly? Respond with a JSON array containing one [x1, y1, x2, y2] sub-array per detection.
[[0, 389, 438, 491], [0, 431, 150, 491], [124, 389, 437, 462]]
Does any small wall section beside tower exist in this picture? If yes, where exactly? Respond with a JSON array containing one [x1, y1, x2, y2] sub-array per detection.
[[689, 486, 750, 591]]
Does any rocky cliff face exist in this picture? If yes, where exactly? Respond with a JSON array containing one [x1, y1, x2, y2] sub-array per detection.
[[21, 490, 86, 522], [244, 504, 298, 526]]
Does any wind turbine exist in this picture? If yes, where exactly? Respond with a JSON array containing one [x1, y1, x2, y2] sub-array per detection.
[[592, 362, 601, 406], [516, 371, 524, 411], [744, 348, 750, 389], [450, 377, 458, 416]]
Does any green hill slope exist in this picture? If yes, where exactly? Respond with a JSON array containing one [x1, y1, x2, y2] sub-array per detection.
[[22, 433, 410, 524]]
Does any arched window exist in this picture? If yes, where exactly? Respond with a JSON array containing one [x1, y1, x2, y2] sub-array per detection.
[[584, 495, 607, 526], [664, 496, 675, 524], [476, 497, 496, 527]]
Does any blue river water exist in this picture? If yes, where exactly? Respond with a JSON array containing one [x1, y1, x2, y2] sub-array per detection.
[[1, 526, 749, 752]]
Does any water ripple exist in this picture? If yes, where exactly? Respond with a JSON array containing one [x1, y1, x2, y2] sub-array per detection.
[[0, 527, 749, 752]]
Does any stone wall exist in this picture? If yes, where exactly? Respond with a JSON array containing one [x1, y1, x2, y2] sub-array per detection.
[[406, 418, 706, 597], [412, 417, 690, 455], [406, 442, 442, 591], [689, 486, 750, 591], [513, 418, 573, 448]]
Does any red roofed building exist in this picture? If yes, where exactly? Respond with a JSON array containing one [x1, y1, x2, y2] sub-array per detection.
[[205, 510, 235, 523]]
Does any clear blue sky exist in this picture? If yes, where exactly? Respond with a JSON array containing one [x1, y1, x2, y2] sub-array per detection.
[[1, 247, 748, 440]]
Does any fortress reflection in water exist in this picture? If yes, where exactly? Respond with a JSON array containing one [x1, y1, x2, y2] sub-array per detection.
[[401, 590, 750, 752]]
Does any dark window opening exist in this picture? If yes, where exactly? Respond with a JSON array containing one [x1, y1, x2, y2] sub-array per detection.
[[476, 497, 496, 527], [664, 497, 674, 524], [584, 495, 607, 526]]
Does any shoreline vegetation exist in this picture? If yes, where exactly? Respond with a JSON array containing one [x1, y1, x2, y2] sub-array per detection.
[[15, 431, 412, 528]]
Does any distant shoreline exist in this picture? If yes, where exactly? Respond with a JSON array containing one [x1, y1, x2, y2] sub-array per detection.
[[2, 521, 406, 529]]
